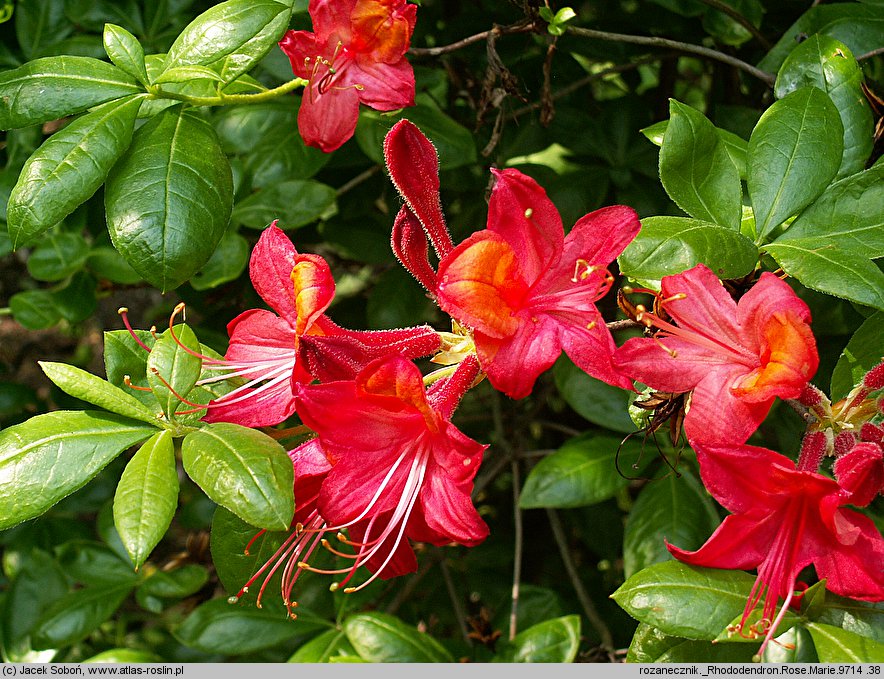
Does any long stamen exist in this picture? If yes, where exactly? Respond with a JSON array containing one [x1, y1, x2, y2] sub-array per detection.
[[636, 308, 756, 364], [118, 307, 151, 352]]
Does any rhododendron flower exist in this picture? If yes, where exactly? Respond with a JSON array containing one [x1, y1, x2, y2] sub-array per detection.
[[614, 264, 819, 444], [834, 438, 883, 507], [294, 354, 488, 590], [280, 0, 416, 152], [200, 224, 439, 427], [668, 441, 884, 657], [383, 120, 641, 399]]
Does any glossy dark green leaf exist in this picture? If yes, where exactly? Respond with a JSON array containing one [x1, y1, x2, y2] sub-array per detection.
[[32, 583, 133, 649], [520, 433, 650, 509], [244, 119, 332, 187], [54, 541, 137, 586], [9, 289, 61, 330], [623, 469, 720, 579], [25, 233, 90, 280], [0, 56, 142, 130], [15, 0, 71, 60], [190, 230, 249, 290], [182, 423, 294, 531], [146, 324, 202, 419], [612, 560, 757, 640], [816, 595, 884, 644], [701, 0, 763, 47], [659, 100, 741, 230], [288, 628, 359, 663], [105, 105, 233, 291], [619, 216, 758, 283], [343, 612, 453, 663], [7, 94, 142, 247], [162, 0, 288, 73], [87, 246, 142, 284], [775, 35, 874, 177], [775, 164, 884, 257], [0, 411, 154, 530], [748, 87, 843, 241], [214, 101, 293, 155], [38, 361, 160, 426], [830, 312, 884, 401], [806, 622, 884, 662], [626, 624, 757, 663], [761, 240, 884, 310], [137, 564, 209, 600], [154, 64, 225, 84], [232, 179, 336, 230], [173, 597, 324, 654], [114, 430, 179, 569], [493, 615, 581, 663], [552, 357, 637, 434], [103, 23, 149, 85], [761, 626, 819, 663], [51, 271, 97, 324]]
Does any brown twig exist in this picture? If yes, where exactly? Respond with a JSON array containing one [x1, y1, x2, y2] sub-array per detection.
[[606, 318, 643, 332], [694, 0, 771, 49], [408, 22, 538, 57], [858, 46, 884, 61], [566, 26, 776, 87]]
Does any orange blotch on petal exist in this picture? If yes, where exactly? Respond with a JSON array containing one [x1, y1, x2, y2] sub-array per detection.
[[291, 254, 335, 337], [350, 0, 414, 61], [357, 356, 439, 431]]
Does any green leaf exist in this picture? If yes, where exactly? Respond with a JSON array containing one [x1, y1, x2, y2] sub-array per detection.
[[182, 423, 294, 531], [105, 104, 233, 291], [173, 598, 325, 655], [643, 120, 748, 179], [54, 541, 137, 586], [619, 216, 758, 283], [103, 24, 149, 85], [658, 100, 741, 230], [82, 649, 164, 663], [775, 35, 874, 177], [552, 357, 638, 434], [830, 312, 884, 401], [816, 595, 884, 644], [0, 56, 142, 131], [9, 289, 61, 330], [806, 622, 884, 662], [137, 564, 209, 600], [520, 433, 650, 509], [145, 324, 202, 419], [748, 87, 843, 242], [343, 612, 454, 663], [626, 624, 757, 663], [288, 629, 359, 663], [493, 615, 581, 662], [702, 0, 763, 47], [761, 240, 884, 310], [32, 583, 134, 649], [87, 246, 142, 284], [190, 230, 249, 290], [15, 0, 71, 60], [154, 64, 225, 84], [774, 164, 884, 257], [114, 430, 179, 569], [232, 180, 337, 230], [244, 119, 332, 187], [52, 271, 98, 324], [38, 361, 160, 426], [162, 0, 289, 73], [611, 560, 757, 640], [25, 233, 91, 280], [104, 328, 155, 408], [0, 411, 155, 530], [761, 625, 818, 663], [7, 95, 142, 247], [623, 469, 720, 579]]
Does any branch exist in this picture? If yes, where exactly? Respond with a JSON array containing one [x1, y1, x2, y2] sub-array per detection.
[[566, 26, 776, 87], [694, 0, 771, 50], [858, 46, 884, 61], [408, 22, 537, 57]]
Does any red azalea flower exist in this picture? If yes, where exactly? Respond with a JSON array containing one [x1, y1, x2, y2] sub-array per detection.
[[834, 441, 883, 507], [668, 442, 884, 657], [280, 0, 416, 152], [294, 354, 489, 591], [614, 264, 819, 444]]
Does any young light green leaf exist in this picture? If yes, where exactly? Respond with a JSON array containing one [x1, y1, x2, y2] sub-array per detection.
[[493, 616, 581, 663], [103, 24, 149, 85], [618, 216, 758, 282], [32, 583, 134, 650], [612, 560, 756, 640], [343, 612, 454, 663], [0, 411, 155, 530], [806, 623, 884, 662], [105, 105, 233, 291], [761, 240, 884, 311], [25, 232, 90, 281], [659, 100, 742, 230], [0, 56, 142, 130], [114, 430, 180, 569], [146, 324, 202, 419], [162, 0, 288, 73], [182, 423, 294, 531], [775, 35, 874, 177], [7, 95, 143, 247], [748, 87, 843, 242], [38, 361, 161, 426], [623, 469, 720, 579]]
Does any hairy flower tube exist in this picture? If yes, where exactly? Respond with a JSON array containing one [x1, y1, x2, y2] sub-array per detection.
[[383, 119, 641, 398], [614, 264, 819, 444], [280, 0, 416, 152], [293, 354, 489, 591], [667, 441, 884, 658]]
